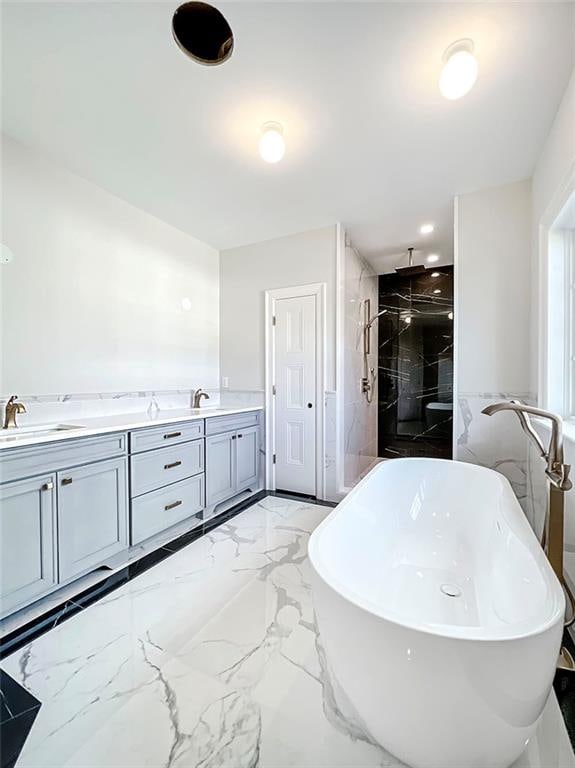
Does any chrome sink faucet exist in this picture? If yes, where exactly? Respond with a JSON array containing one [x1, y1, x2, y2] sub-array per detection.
[[192, 388, 210, 409], [3, 395, 27, 429]]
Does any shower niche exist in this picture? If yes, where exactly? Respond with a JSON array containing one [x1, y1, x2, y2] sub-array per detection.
[[378, 266, 453, 459]]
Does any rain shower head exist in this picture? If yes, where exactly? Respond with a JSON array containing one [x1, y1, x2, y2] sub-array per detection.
[[395, 247, 427, 276]]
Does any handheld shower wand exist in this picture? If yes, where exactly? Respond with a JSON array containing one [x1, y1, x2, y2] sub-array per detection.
[[362, 299, 387, 403]]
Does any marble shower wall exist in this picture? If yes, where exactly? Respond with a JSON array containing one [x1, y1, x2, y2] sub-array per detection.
[[455, 393, 533, 510], [343, 244, 379, 488]]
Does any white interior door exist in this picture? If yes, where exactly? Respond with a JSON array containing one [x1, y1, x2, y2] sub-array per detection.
[[274, 294, 317, 495]]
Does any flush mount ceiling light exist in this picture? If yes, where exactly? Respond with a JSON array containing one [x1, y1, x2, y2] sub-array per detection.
[[439, 39, 478, 100], [427, 254, 440, 263], [431, 272, 440, 278], [433, 289, 442, 295], [448, 311, 454, 320], [259, 122, 285, 164], [420, 223, 434, 235], [172, 2, 234, 65]]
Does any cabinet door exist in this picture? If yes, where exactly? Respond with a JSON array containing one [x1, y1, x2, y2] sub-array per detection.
[[0, 475, 57, 617], [58, 457, 128, 582], [206, 432, 235, 506], [236, 426, 259, 492]]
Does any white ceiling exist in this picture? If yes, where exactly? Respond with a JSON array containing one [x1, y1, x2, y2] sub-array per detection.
[[2, 2, 573, 272]]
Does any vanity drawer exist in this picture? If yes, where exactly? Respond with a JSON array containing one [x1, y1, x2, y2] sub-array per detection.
[[131, 474, 204, 545], [130, 439, 204, 497], [205, 411, 260, 436], [0, 433, 127, 485], [130, 420, 204, 454]]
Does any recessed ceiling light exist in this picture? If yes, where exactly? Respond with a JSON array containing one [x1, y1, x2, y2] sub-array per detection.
[[420, 223, 434, 235], [431, 271, 440, 278], [448, 311, 454, 320], [405, 316, 412, 325], [259, 122, 285, 164], [427, 254, 440, 263], [440, 39, 478, 100], [433, 289, 442, 295]]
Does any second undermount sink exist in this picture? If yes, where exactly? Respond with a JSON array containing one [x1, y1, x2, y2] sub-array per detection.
[[0, 424, 83, 440]]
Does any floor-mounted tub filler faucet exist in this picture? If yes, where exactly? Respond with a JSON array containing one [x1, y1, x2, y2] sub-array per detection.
[[193, 388, 210, 408], [482, 400, 574, 669]]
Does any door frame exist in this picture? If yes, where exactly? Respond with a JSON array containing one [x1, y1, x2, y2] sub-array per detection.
[[264, 282, 326, 497]]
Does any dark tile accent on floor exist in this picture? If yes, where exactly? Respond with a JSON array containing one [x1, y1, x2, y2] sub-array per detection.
[[0, 490, 329, 660], [554, 630, 575, 750], [0, 671, 41, 768], [272, 490, 337, 508]]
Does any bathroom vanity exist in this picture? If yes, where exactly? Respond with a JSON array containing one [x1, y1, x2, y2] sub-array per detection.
[[0, 407, 263, 622]]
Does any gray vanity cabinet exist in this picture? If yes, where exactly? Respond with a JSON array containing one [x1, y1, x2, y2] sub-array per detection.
[[206, 420, 260, 508], [236, 426, 259, 492], [206, 432, 235, 506], [57, 456, 128, 582], [0, 475, 57, 617]]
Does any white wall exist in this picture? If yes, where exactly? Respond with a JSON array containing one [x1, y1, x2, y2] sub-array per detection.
[[219, 226, 337, 392], [0, 136, 220, 395], [454, 179, 532, 505]]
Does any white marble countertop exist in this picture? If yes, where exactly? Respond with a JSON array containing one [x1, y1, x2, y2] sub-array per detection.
[[0, 406, 263, 451]]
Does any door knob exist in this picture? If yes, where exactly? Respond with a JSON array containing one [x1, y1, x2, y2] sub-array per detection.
[[307, 403, 313, 409]]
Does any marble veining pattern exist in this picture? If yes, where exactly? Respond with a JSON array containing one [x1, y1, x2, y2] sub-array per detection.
[[0, 498, 394, 768], [455, 392, 536, 513], [0, 389, 265, 432], [378, 268, 453, 460], [1, 495, 571, 767]]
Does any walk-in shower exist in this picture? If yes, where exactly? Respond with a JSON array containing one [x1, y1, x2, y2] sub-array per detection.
[[378, 266, 454, 458]]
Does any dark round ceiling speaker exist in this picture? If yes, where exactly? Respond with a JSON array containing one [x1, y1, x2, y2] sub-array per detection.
[[172, 2, 234, 66]]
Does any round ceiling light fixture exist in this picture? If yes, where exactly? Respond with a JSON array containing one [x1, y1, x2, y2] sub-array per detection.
[[427, 254, 440, 263], [420, 223, 434, 235], [172, 2, 234, 65], [259, 122, 285, 164], [439, 39, 478, 100]]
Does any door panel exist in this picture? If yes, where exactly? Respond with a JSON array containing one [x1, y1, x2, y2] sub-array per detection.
[[206, 432, 235, 506], [275, 294, 316, 494], [0, 475, 57, 616], [236, 426, 259, 492], [58, 457, 128, 582]]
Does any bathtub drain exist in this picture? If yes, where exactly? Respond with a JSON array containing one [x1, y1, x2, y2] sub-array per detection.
[[440, 583, 462, 598]]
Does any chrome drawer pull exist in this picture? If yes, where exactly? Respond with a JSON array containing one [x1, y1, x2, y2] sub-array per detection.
[[164, 431, 182, 440], [61, 477, 73, 486], [164, 461, 182, 470], [42, 481, 54, 491], [164, 500, 182, 511]]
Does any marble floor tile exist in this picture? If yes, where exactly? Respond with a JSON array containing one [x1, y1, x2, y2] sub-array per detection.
[[1, 496, 573, 768]]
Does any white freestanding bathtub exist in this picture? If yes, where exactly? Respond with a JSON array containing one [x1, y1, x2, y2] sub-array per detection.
[[309, 458, 565, 768]]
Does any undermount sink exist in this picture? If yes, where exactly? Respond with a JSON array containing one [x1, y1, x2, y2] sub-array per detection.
[[0, 424, 82, 440], [187, 407, 219, 415]]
